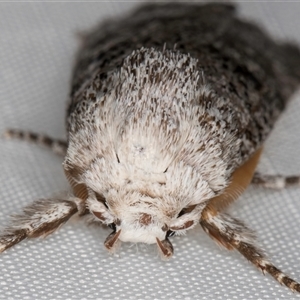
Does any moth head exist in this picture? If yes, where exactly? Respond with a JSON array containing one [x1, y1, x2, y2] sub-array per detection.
[[64, 168, 199, 259], [89, 192, 198, 259]]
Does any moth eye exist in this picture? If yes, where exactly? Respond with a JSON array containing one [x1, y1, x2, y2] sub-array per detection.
[[108, 219, 121, 231], [167, 230, 175, 238], [108, 223, 116, 232], [115, 218, 121, 226]]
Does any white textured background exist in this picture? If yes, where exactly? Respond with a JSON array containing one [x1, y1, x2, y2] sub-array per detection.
[[1, 1, 300, 299]]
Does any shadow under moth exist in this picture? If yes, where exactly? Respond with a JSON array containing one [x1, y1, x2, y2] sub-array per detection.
[[1, 3, 300, 293]]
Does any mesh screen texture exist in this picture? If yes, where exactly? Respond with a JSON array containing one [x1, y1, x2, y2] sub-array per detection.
[[0, 2, 300, 299]]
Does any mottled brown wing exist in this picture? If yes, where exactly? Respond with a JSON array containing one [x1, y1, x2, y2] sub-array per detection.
[[67, 3, 300, 165], [67, 3, 236, 117]]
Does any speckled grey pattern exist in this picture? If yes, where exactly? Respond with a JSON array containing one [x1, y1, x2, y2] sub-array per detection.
[[0, 2, 300, 299]]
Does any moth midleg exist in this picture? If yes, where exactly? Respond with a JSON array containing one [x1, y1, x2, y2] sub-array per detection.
[[0, 198, 79, 253], [3, 129, 67, 156], [251, 172, 300, 189], [200, 148, 300, 292]]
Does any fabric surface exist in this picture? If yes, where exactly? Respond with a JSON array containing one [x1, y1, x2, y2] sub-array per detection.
[[0, 2, 300, 299]]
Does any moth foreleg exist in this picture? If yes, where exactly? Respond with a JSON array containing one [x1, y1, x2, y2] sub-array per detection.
[[252, 172, 300, 189], [3, 129, 67, 156], [0, 198, 79, 253], [200, 212, 300, 293]]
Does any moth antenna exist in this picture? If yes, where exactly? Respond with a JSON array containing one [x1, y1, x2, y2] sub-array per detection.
[[251, 172, 300, 189], [0, 198, 79, 253], [200, 212, 300, 293], [3, 129, 67, 156]]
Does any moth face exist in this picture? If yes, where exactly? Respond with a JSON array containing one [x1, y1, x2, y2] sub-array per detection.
[[65, 159, 201, 258], [87, 191, 198, 258], [116, 213, 167, 244], [90, 199, 174, 257], [115, 212, 174, 258]]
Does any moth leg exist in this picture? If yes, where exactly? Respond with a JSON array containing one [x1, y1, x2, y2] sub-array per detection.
[[3, 129, 67, 156], [200, 149, 300, 292], [0, 197, 79, 253], [200, 212, 300, 292], [252, 172, 300, 189]]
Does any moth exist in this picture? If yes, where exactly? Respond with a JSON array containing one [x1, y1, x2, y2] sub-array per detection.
[[1, 3, 300, 293]]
